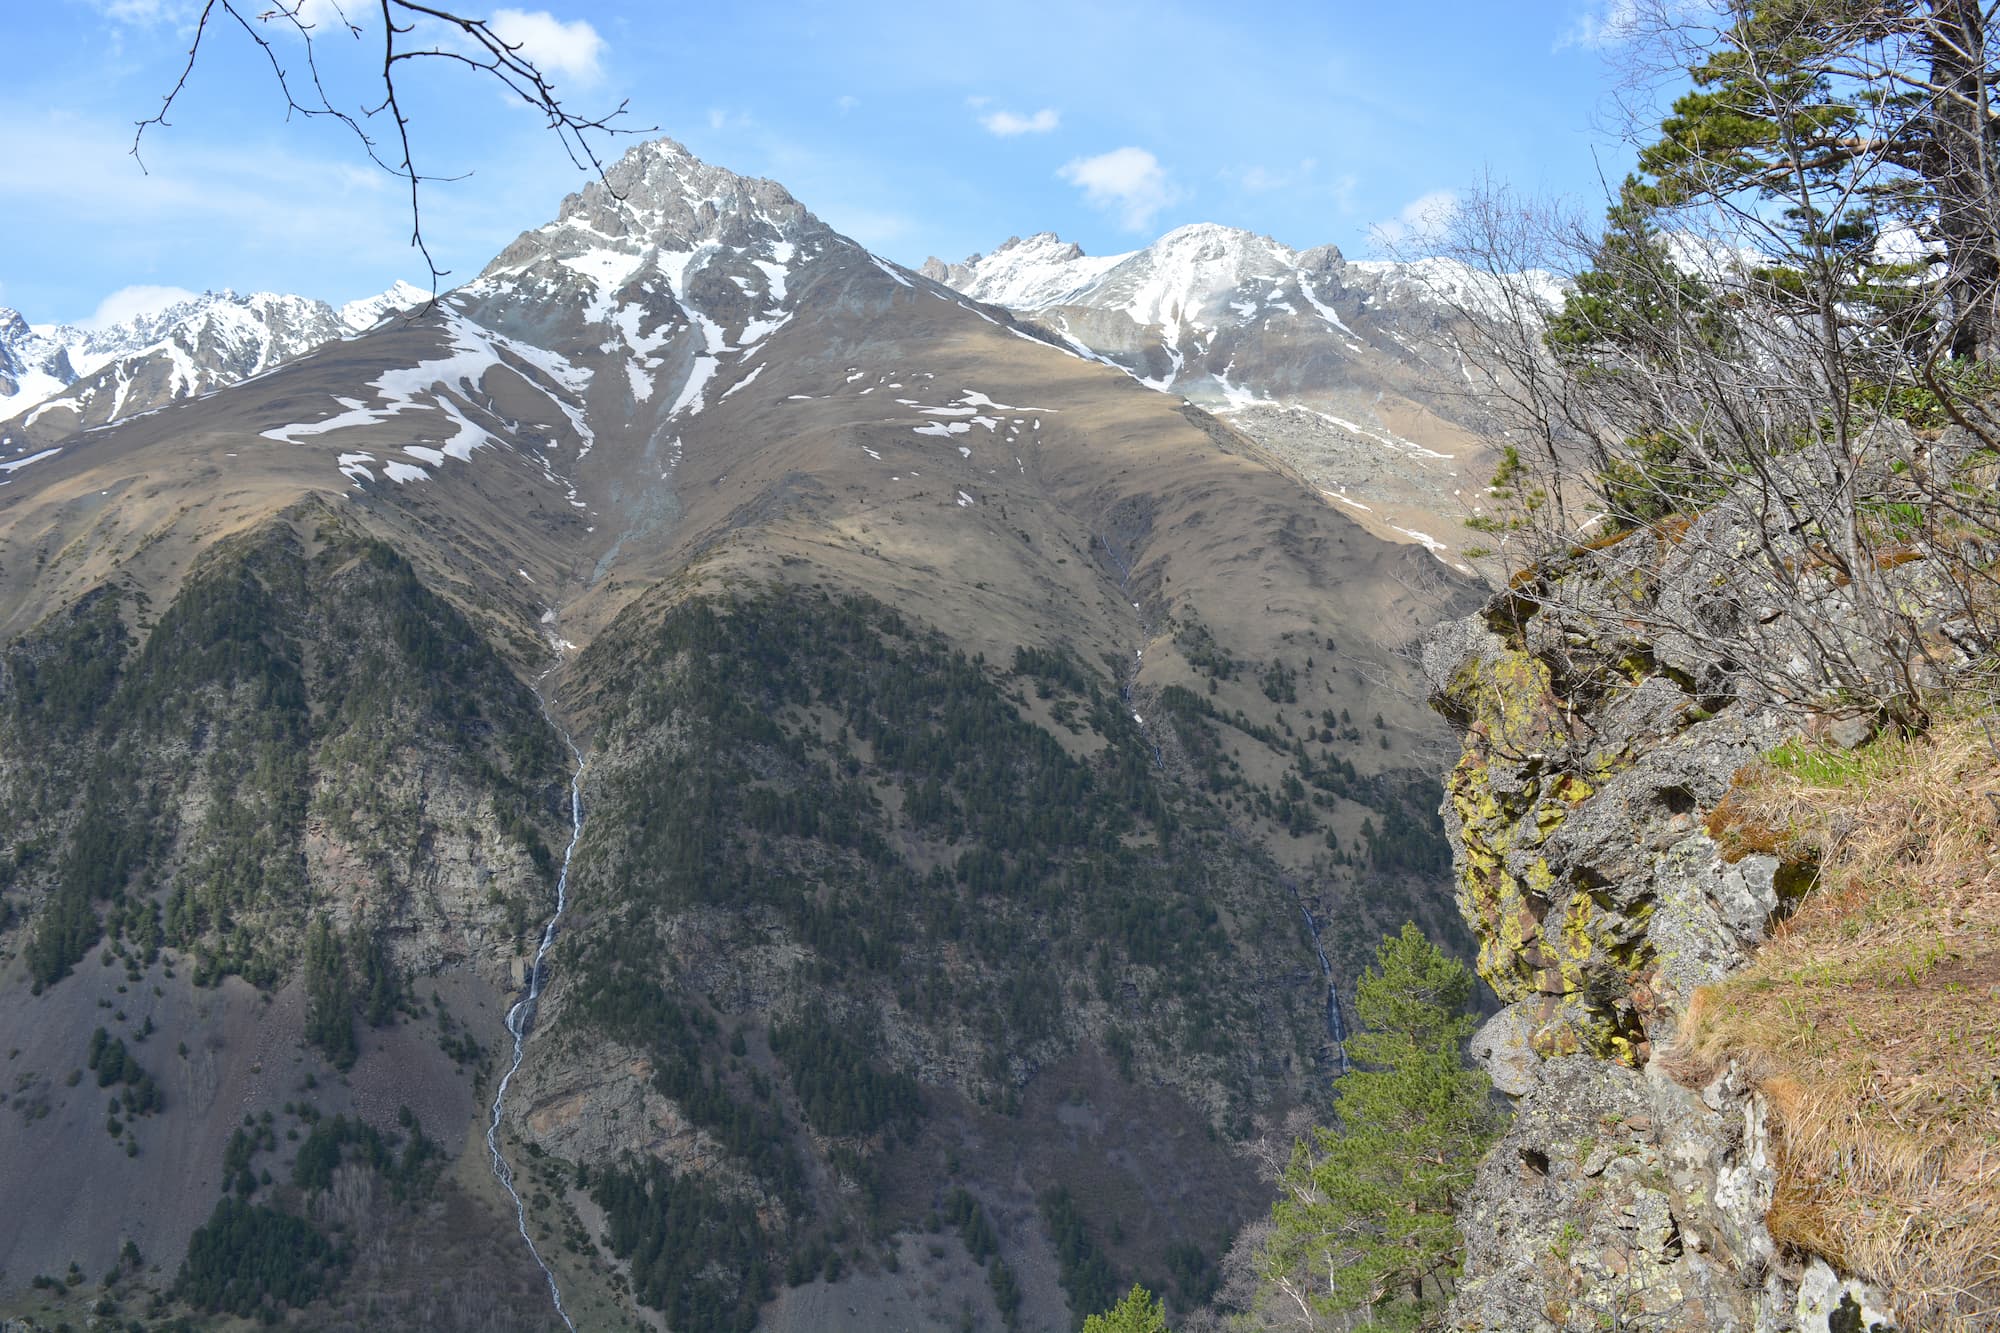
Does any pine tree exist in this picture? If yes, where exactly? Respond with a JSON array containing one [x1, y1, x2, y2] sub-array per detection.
[[303, 916, 356, 1070], [1257, 924, 1498, 1331], [1633, 2, 1995, 356], [1083, 1284, 1170, 1333], [350, 922, 400, 1027]]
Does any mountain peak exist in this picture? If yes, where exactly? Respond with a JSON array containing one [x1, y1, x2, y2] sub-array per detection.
[[339, 280, 430, 332], [598, 135, 799, 218], [476, 136, 834, 303], [928, 233, 1132, 311], [993, 231, 1085, 261], [1153, 221, 1269, 247]]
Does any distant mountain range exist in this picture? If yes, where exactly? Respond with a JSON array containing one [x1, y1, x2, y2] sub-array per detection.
[[0, 137, 1484, 1330], [925, 228, 1566, 571], [4, 211, 1568, 574], [0, 281, 428, 438]]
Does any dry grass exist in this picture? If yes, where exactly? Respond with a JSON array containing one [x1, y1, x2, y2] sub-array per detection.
[[1672, 717, 2000, 1331]]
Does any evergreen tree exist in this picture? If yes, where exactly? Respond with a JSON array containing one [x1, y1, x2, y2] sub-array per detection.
[[1447, 2, 2000, 718], [303, 916, 356, 1069], [1257, 925, 1498, 1331], [1083, 1283, 1170, 1333], [1634, 1, 1995, 357], [1546, 180, 1731, 369], [350, 922, 400, 1027]]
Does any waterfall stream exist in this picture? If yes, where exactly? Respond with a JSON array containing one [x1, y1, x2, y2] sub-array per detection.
[[1096, 530, 1348, 1072], [1286, 882, 1350, 1075], [1097, 531, 1165, 767], [485, 681, 585, 1332]]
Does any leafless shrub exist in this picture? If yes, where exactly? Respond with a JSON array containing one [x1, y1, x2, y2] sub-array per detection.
[[1412, 3, 2000, 732]]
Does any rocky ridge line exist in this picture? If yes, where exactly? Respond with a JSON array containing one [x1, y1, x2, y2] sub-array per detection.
[[0, 281, 426, 437]]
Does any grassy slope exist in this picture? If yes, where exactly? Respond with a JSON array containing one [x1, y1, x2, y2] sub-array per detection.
[[1685, 718, 2000, 1330]]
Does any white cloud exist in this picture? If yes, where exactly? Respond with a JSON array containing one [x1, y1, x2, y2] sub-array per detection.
[[1559, 0, 1640, 48], [1370, 190, 1459, 250], [1559, 0, 1719, 51], [1331, 172, 1359, 215], [82, 0, 193, 22], [87, 285, 200, 329], [979, 107, 1060, 137], [490, 9, 605, 85], [0, 110, 428, 313], [1234, 157, 1317, 193], [89, 0, 361, 32], [836, 94, 859, 114], [1058, 147, 1180, 232]]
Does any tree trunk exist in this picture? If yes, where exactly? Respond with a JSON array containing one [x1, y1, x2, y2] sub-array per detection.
[[1921, 0, 2000, 360]]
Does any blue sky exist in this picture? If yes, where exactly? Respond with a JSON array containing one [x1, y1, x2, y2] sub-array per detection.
[[1, 1, 1655, 326]]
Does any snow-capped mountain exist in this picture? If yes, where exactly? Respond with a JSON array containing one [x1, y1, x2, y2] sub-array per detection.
[[0, 134, 1477, 1329], [202, 136, 910, 512], [0, 282, 426, 436], [925, 227, 1565, 571], [926, 225, 1564, 386], [0, 309, 80, 415], [925, 223, 1359, 389], [339, 279, 433, 332], [456, 134, 849, 417]]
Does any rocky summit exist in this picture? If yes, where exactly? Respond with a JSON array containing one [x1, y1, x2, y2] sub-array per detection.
[[0, 136, 1477, 1331]]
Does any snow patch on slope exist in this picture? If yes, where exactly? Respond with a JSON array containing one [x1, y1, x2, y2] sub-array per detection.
[[259, 310, 593, 485]]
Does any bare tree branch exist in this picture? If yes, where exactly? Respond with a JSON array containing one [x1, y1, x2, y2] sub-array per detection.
[[1402, 3, 2000, 741], [130, 0, 652, 298]]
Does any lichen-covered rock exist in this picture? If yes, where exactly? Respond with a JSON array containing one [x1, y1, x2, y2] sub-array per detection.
[[1427, 606, 1790, 1066], [1470, 1002, 1538, 1097], [1429, 542, 1904, 1331], [1796, 1258, 1896, 1333], [1643, 1061, 1778, 1291], [1448, 1055, 1758, 1332]]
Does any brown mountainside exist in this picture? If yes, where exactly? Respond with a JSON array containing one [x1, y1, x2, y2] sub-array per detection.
[[0, 138, 1472, 1331]]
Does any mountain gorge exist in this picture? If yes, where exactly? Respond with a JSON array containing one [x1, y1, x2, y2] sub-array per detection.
[[0, 137, 1478, 1331]]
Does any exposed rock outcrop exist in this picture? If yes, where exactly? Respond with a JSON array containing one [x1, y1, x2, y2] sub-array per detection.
[[1425, 510, 1916, 1331]]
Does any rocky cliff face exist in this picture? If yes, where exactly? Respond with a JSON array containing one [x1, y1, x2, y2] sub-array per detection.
[[1424, 524, 1903, 1331]]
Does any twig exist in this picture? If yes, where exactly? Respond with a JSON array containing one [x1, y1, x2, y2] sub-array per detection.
[[129, 0, 654, 299]]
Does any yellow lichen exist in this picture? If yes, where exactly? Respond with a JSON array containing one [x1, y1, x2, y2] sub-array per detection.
[[1448, 646, 1566, 755]]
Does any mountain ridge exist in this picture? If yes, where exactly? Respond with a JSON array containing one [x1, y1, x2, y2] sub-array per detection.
[[920, 222, 1565, 574], [0, 280, 428, 439], [0, 134, 1474, 1333]]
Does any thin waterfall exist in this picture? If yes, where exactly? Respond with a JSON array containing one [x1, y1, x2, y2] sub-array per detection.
[[485, 679, 585, 1332]]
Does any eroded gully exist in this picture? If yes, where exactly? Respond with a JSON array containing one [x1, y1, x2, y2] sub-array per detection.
[[1095, 531, 1348, 1069], [486, 671, 585, 1332]]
